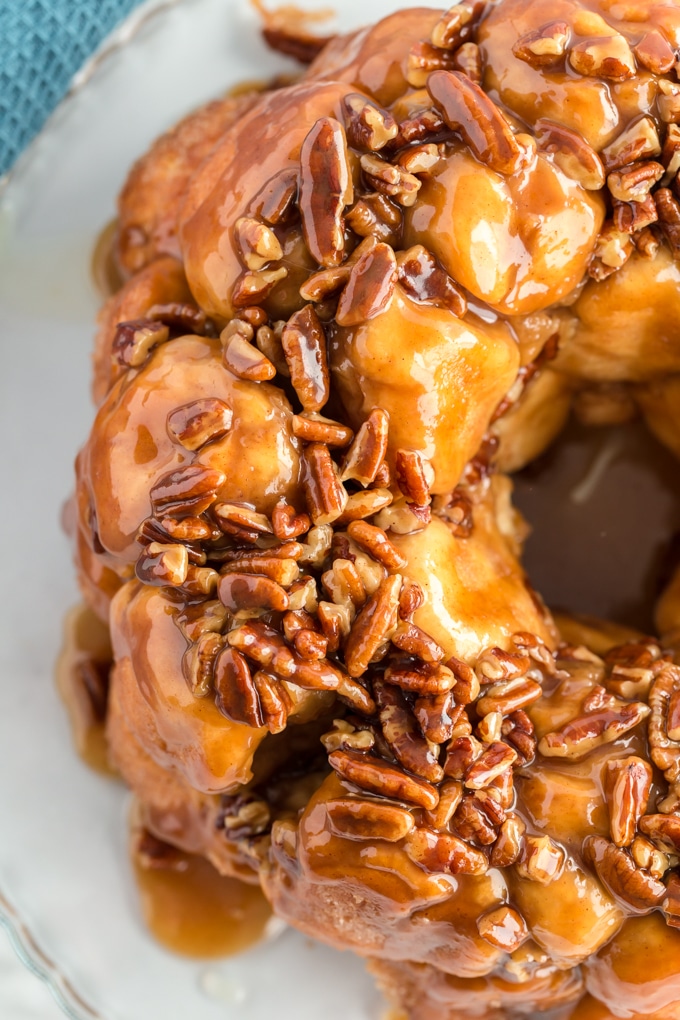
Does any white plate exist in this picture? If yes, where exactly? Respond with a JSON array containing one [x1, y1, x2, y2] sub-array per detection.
[[0, 1, 421, 1017]]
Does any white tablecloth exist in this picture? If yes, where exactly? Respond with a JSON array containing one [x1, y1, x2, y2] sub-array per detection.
[[0, 926, 66, 1019]]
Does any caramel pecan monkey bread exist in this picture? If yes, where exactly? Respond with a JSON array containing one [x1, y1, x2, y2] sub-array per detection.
[[68, 1, 680, 1016]]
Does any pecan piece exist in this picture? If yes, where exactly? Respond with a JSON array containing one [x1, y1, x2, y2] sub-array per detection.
[[414, 691, 462, 744], [302, 443, 348, 525], [448, 656, 482, 705], [326, 797, 414, 842], [182, 631, 225, 697], [252, 670, 291, 734], [384, 663, 455, 696], [613, 194, 658, 235], [347, 520, 407, 570], [516, 835, 565, 884], [344, 574, 402, 677], [476, 677, 543, 717], [648, 665, 680, 782], [427, 70, 522, 175], [135, 542, 189, 587], [453, 793, 501, 845], [281, 304, 329, 411], [112, 318, 169, 368], [328, 748, 439, 809], [396, 244, 467, 316], [150, 464, 225, 518], [271, 501, 311, 542], [406, 826, 488, 875], [583, 835, 666, 911], [218, 792, 271, 840], [375, 680, 444, 782], [147, 301, 208, 335], [166, 398, 233, 451], [322, 557, 366, 611], [639, 814, 680, 853], [535, 119, 605, 190], [335, 241, 398, 327], [656, 188, 680, 255], [391, 620, 444, 663], [602, 117, 662, 173], [430, 2, 484, 50], [235, 216, 283, 271], [342, 93, 398, 151], [663, 873, 680, 929], [513, 21, 570, 67], [501, 711, 537, 766], [631, 836, 669, 880], [444, 735, 483, 779], [340, 409, 390, 486], [590, 221, 635, 279], [359, 153, 421, 206], [539, 700, 650, 759], [213, 502, 272, 536], [217, 572, 289, 613], [335, 489, 394, 526], [477, 907, 529, 952], [321, 718, 375, 753], [605, 757, 653, 848], [292, 413, 353, 447], [232, 267, 288, 308], [299, 117, 353, 268], [634, 30, 676, 74], [220, 554, 300, 586], [397, 142, 442, 176], [608, 162, 664, 203], [222, 327, 276, 381], [490, 814, 525, 868], [476, 647, 530, 684], [395, 449, 432, 506], [451, 41, 482, 82], [299, 264, 351, 303], [658, 80, 680, 125], [214, 646, 264, 727], [465, 742, 518, 789], [569, 35, 636, 80], [407, 40, 460, 88]]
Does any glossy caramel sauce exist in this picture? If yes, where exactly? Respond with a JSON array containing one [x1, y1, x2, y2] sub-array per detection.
[[513, 419, 680, 632], [132, 847, 272, 958], [56, 603, 115, 776]]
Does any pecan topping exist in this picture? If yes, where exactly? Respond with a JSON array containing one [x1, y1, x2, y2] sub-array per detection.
[[272, 500, 312, 541], [221, 555, 300, 586], [451, 41, 482, 82], [292, 413, 353, 447], [328, 748, 439, 809], [658, 80, 680, 125], [214, 502, 273, 537], [321, 718, 375, 753], [222, 327, 276, 381], [501, 710, 537, 766], [391, 620, 444, 663], [476, 677, 543, 717], [395, 108, 446, 148], [406, 826, 488, 875], [639, 814, 680, 853], [476, 647, 530, 684], [299, 117, 353, 268], [214, 646, 264, 727], [663, 873, 680, 929], [335, 242, 398, 327], [414, 691, 462, 744], [346, 192, 403, 243], [150, 464, 225, 518], [668, 687, 680, 742], [166, 398, 233, 451], [430, 2, 484, 50], [608, 162, 664, 203], [344, 574, 402, 677], [407, 41, 460, 88], [583, 835, 666, 911], [569, 35, 636, 80], [605, 757, 653, 848], [147, 301, 209, 335], [112, 318, 169, 368], [513, 21, 569, 67], [631, 836, 669, 880], [384, 663, 455, 696], [516, 835, 565, 884], [342, 93, 398, 151], [375, 679, 444, 782], [232, 266, 288, 308], [346, 520, 407, 570], [613, 194, 658, 235], [464, 741, 518, 789], [281, 305, 330, 411], [135, 541, 189, 587], [253, 670, 291, 733], [490, 814, 525, 867], [302, 443, 348, 525], [397, 143, 442, 176], [448, 656, 482, 705], [648, 666, 680, 783], [602, 117, 662, 172], [395, 449, 432, 506], [359, 153, 422, 207], [539, 698, 650, 760], [534, 119, 605, 191], [633, 30, 676, 74], [427, 70, 522, 175], [182, 631, 225, 697], [589, 222, 635, 280], [299, 264, 351, 303], [235, 216, 283, 271], [218, 572, 289, 613], [218, 792, 271, 840], [453, 792, 502, 845], [340, 409, 390, 486], [396, 245, 467, 316], [335, 488, 394, 525], [444, 735, 483, 779], [322, 557, 366, 611], [656, 188, 680, 255], [477, 906, 529, 953], [326, 797, 415, 842]]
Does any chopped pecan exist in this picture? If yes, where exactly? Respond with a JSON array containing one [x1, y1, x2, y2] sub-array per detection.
[[427, 70, 522, 175], [613, 193, 658, 234], [476, 711, 503, 745], [395, 107, 447, 148], [634, 30, 676, 74], [569, 35, 636, 80], [396, 244, 467, 316], [668, 687, 680, 742], [281, 304, 329, 411], [516, 835, 566, 884], [663, 872, 680, 928], [406, 40, 460, 88], [252, 669, 291, 733], [322, 556, 366, 611], [602, 117, 662, 172], [302, 443, 348, 525], [448, 656, 481, 705], [631, 835, 669, 880], [112, 318, 169, 368], [359, 153, 421, 206], [344, 574, 402, 676], [639, 814, 680, 853], [235, 216, 283, 271], [635, 225, 661, 259], [150, 464, 225, 518], [397, 142, 442, 176], [476, 647, 530, 684], [342, 93, 398, 151], [392, 620, 444, 663], [605, 757, 653, 847], [501, 710, 537, 766], [444, 735, 483, 779], [293, 628, 327, 660], [326, 797, 415, 842], [254, 168, 299, 226], [255, 323, 288, 376], [656, 188, 680, 255], [589, 222, 634, 279], [176, 600, 228, 643], [539, 698, 650, 759], [321, 718, 375, 753], [340, 409, 390, 486], [375, 679, 444, 782], [182, 631, 225, 697], [222, 328, 276, 381], [221, 555, 299, 586], [490, 814, 525, 867], [464, 742, 518, 789], [395, 449, 432, 506], [384, 663, 456, 696], [292, 412, 353, 448], [346, 192, 402, 243], [335, 242, 398, 326], [406, 825, 488, 875], [477, 906, 529, 952], [398, 580, 425, 619], [299, 117, 353, 268], [658, 80, 680, 125], [135, 542, 189, 587], [218, 792, 270, 840], [214, 646, 263, 727], [217, 572, 289, 613], [513, 21, 569, 67], [648, 666, 680, 780], [166, 398, 233, 452], [213, 502, 272, 536], [451, 42, 482, 82], [147, 300, 208, 335], [328, 748, 439, 809], [608, 162, 664, 203], [430, 2, 484, 50], [453, 793, 500, 845], [335, 488, 393, 525], [232, 266, 288, 308], [299, 264, 351, 303], [584, 835, 666, 911], [414, 691, 462, 744], [346, 520, 407, 570], [272, 500, 311, 541], [477, 677, 543, 717]]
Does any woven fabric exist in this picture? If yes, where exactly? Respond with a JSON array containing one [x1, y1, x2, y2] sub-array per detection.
[[0, 0, 144, 176]]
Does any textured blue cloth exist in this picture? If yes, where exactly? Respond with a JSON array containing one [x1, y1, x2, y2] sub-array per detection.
[[0, 0, 144, 175]]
